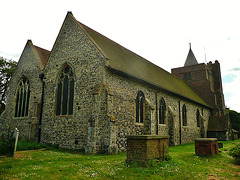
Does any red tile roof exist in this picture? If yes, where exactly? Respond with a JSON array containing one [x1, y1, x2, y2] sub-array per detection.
[[33, 45, 50, 69]]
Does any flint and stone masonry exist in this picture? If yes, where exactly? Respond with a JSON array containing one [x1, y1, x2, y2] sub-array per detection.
[[0, 12, 230, 154]]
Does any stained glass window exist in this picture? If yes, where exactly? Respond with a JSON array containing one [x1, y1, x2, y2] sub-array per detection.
[[56, 64, 75, 116], [14, 76, 30, 117]]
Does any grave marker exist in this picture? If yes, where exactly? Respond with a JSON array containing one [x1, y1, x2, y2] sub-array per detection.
[[12, 128, 19, 157]]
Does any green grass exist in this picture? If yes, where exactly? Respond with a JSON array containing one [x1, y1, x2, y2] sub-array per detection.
[[0, 140, 239, 179]]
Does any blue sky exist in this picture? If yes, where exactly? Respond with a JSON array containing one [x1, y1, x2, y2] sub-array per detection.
[[1, 0, 239, 112]]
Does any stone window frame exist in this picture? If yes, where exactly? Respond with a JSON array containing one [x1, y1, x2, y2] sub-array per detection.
[[14, 76, 30, 118], [136, 91, 145, 123], [55, 63, 75, 116], [182, 104, 187, 126], [159, 97, 166, 124], [196, 109, 200, 127]]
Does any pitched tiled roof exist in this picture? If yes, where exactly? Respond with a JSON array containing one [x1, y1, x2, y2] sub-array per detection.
[[27, 40, 50, 70], [33, 45, 51, 69], [70, 13, 210, 107]]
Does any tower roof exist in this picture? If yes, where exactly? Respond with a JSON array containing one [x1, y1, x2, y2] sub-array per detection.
[[184, 44, 198, 66]]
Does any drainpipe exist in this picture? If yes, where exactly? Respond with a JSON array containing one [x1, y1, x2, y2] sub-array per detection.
[[155, 92, 158, 135], [179, 99, 182, 145], [38, 73, 45, 143]]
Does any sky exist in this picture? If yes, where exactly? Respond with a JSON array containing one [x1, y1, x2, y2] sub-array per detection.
[[1, 0, 240, 112]]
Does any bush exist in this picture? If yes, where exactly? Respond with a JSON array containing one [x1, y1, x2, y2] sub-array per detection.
[[229, 144, 240, 165], [17, 140, 47, 151], [0, 135, 15, 156]]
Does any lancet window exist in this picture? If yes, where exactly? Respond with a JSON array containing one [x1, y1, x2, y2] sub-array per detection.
[[159, 98, 166, 124], [136, 91, 144, 123], [182, 104, 187, 126]]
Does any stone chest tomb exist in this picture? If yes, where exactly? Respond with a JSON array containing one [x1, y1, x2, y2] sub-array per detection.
[[126, 135, 169, 165]]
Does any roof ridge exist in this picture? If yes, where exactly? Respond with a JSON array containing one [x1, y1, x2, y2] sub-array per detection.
[[66, 12, 210, 108]]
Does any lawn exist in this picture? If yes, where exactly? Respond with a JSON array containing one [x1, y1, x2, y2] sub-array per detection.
[[0, 140, 239, 179]]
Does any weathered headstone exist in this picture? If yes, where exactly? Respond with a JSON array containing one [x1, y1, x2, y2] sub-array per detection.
[[12, 128, 19, 157]]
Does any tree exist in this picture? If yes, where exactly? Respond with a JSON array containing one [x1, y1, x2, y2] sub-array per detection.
[[0, 57, 17, 114], [228, 109, 240, 132]]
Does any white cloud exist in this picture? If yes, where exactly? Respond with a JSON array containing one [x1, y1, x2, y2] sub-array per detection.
[[223, 71, 240, 112]]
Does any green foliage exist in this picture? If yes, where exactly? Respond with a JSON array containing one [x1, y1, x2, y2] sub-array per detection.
[[0, 56, 17, 114], [0, 138, 55, 156], [228, 109, 240, 132], [16, 140, 47, 151], [229, 144, 240, 164], [0, 134, 15, 156]]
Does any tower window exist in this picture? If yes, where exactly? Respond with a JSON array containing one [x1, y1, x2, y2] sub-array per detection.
[[184, 73, 191, 80]]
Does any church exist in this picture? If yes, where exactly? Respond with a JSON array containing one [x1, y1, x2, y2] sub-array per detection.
[[0, 12, 231, 154]]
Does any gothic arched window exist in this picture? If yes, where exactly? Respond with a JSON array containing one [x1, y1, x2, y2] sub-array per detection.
[[196, 109, 200, 127], [136, 91, 144, 123], [182, 104, 187, 126], [159, 98, 166, 124], [56, 64, 75, 116], [14, 76, 30, 117]]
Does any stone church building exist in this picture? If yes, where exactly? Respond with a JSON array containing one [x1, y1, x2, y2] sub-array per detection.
[[0, 12, 231, 153]]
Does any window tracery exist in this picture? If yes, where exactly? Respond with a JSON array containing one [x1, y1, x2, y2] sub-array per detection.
[[56, 64, 75, 116], [14, 76, 30, 117]]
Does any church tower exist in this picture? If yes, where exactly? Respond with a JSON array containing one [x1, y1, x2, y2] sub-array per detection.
[[171, 45, 232, 140], [171, 44, 226, 116]]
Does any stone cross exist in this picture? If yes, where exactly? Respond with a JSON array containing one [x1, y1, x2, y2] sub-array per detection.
[[12, 128, 19, 157]]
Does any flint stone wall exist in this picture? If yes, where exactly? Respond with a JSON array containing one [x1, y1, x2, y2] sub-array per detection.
[[40, 14, 106, 151], [105, 68, 211, 151], [0, 41, 43, 140]]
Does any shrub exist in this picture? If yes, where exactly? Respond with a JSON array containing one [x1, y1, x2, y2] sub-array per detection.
[[229, 144, 240, 165], [0, 134, 15, 156], [16, 140, 47, 151]]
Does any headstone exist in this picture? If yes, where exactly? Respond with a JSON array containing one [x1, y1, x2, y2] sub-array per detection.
[[12, 128, 19, 157]]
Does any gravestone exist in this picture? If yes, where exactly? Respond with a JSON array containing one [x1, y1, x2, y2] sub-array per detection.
[[12, 128, 19, 157]]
